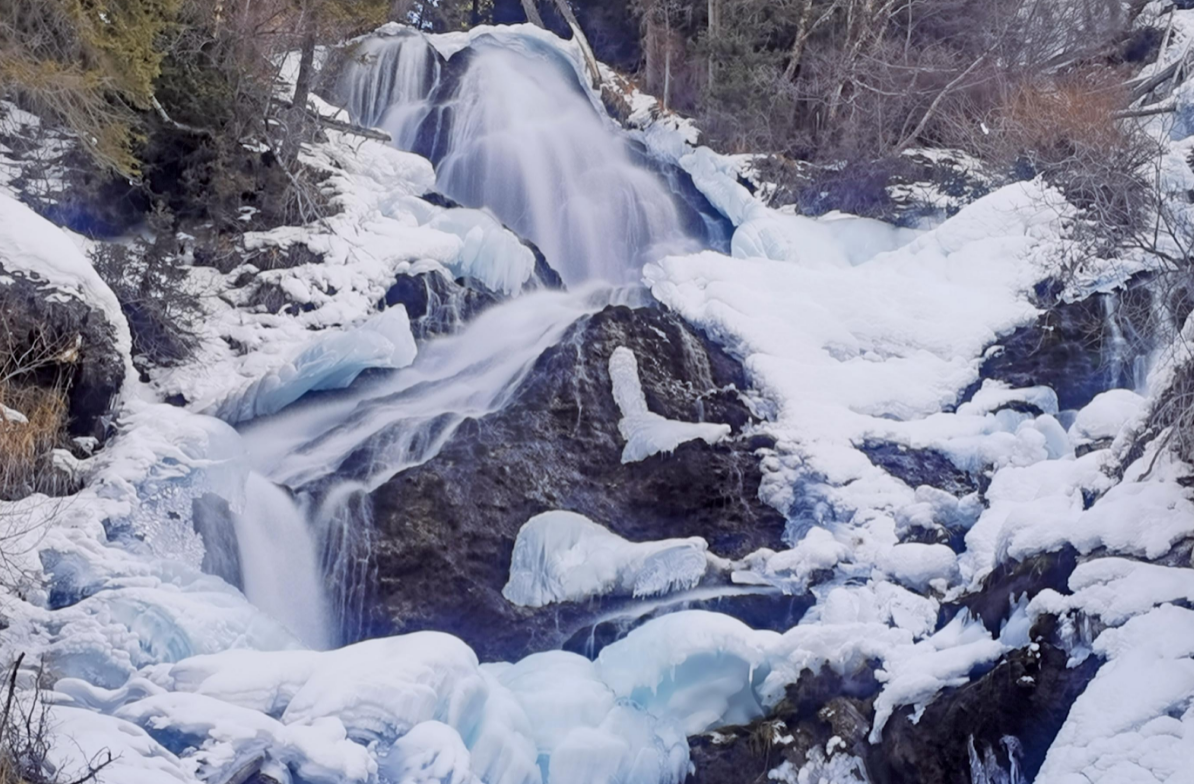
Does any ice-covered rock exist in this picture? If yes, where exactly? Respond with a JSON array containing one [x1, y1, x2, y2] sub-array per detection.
[[426, 208, 538, 295], [205, 305, 417, 423], [609, 346, 730, 463], [503, 510, 709, 607], [595, 611, 778, 734], [1069, 388, 1145, 444]]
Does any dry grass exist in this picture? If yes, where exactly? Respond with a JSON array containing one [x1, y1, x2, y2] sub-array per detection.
[[0, 381, 74, 503], [967, 69, 1156, 242]]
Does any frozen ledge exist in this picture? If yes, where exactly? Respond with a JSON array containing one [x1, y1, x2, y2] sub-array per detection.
[[609, 345, 730, 463]]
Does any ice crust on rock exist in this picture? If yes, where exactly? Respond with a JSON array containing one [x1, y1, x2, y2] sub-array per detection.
[[502, 511, 710, 607], [609, 346, 730, 463], [205, 305, 418, 423]]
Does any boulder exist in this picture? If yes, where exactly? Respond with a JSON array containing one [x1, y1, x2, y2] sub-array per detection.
[[362, 304, 786, 660]]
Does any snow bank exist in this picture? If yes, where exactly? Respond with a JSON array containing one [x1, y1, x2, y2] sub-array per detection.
[[609, 346, 730, 462], [646, 180, 1071, 546], [502, 510, 709, 607], [1036, 604, 1194, 783], [0, 192, 134, 387], [1069, 389, 1145, 444]]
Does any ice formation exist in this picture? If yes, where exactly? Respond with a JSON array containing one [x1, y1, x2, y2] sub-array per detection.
[[609, 346, 730, 463], [204, 305, 418, 424], [502, 511, 710, 607]]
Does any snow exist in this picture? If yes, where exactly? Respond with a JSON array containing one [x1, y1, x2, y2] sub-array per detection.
[[1069, 389, 1145, 444], [1036, 605, 1194, 783], [0, 192, 134, 388], [645, 180, 1072, 549], [609, 346, 730, 462], [502, 510, 709, 607]]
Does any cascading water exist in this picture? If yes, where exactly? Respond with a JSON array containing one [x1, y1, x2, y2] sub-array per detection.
[[231, 27, 720, 645], [235, 473, 332, 649], [339, 30, 714, 285]]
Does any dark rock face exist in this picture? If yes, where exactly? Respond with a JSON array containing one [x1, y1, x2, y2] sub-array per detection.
[[192, 493, 243, 591], [688, 641, 1095, 784], [870, 643, 1098, 783], [364, 304, 786, 660], [953, 547, 1080, 635], [0, 270, 125, 441], [381, 271, 502, 340], [688, 670, 877, 784], [860, 440, 984, 498], [977, 275, 1158, 412]]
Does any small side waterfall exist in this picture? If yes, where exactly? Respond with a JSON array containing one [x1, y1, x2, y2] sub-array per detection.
[[342, 31, 439, 142], [314, 483, 378, 646], [236, 473, 332, 649]]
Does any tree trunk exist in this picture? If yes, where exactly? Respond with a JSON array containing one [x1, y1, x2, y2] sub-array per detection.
[[284, 4, 320, 164], [707, 0, 718, 91], [521, 0, 545, 27], [548, 0, 602, 88], [664, 20, 672, 110], [783, 0, 815, 82]]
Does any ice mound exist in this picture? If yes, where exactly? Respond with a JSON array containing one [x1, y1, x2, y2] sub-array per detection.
[[206, 305, 418, 424], [502, 511, 710, 607], [1069, 388, 1145, 444], [609, 346, 730, 463], [426, 208, 538, 295], [595, 611, 779, 734], [93, 628, 699, 784]]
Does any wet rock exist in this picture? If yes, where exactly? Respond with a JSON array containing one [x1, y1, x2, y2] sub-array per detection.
[[364, 304, 785, 660], [859, 440, 983, 497], [868, 643, 1099, 784], [952, 547, 1080, 635], [192, 493, 243, 591], [976, 276, 1157, 412], [688, 670, 877, 784], [381, 270, 501, 340], [0, 270, 125, 441]]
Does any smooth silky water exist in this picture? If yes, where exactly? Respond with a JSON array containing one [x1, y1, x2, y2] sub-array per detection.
[[235, 28, 719, 646]]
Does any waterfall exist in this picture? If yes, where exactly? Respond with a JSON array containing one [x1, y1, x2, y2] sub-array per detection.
[[235, 473, 332, 649], [341, 31, 439, 144], [233, 27, 718, 643], [338, 31, 706, 285]]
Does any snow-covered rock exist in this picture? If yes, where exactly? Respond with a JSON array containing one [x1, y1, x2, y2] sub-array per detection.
[[503, 510, 709, 608]]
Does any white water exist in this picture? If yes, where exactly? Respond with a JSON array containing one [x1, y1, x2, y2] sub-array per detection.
[[236, 472, 332, 649], [234, 28, 712, 644], [341, 32, 702, 285]]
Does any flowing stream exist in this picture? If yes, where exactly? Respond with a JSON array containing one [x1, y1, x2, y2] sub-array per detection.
[[235, 28, 717, 646]]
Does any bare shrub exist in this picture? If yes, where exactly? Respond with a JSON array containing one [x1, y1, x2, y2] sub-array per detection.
[[0, 304, 78, 502], [0, 655, 113, 784], [960, 69, 1156, 243]]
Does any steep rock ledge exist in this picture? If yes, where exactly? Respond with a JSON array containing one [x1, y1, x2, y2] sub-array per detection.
[[363, 303, 786, 660]]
